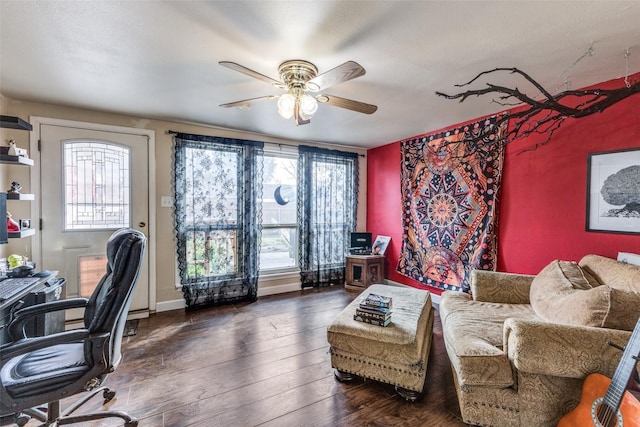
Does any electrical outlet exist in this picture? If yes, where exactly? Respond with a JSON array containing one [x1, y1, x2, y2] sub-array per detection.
[[161, 196, 174, 208]]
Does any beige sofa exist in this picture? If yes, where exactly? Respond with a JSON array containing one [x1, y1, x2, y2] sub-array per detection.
[[439, 254, 640, 427]]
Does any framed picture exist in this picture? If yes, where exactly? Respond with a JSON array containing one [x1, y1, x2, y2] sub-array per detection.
[[586, 148, 640, 235], [372, 235, 391, 255]]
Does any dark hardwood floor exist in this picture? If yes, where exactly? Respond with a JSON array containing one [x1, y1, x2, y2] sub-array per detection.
[[30, 285, 467, 426]]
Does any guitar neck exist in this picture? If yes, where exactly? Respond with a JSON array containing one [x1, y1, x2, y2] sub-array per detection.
[[604, 318, 640, 411]]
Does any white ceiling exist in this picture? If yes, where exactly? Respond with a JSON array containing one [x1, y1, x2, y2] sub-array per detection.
[[1, 1, 639, 149]]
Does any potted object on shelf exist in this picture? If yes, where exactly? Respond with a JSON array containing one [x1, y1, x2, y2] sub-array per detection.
[[6, 211, 20, 232]]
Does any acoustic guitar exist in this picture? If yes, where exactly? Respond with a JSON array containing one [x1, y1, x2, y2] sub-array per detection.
[[558, 318, 640, 427]]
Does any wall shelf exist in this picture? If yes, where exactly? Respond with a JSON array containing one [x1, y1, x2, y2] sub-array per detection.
[[0, 154, 34, 166], [0, 115, 33, 131], [6, 193, 35, 201], [8, 228, 36, 239], [1, 115, 35, 243]]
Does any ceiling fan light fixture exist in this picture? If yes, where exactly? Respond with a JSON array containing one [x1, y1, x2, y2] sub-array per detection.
[[299, 110, 313, 121], [278, 91, 318, 121], [277, 93, 296, 119], [299, 94, 318, 116]]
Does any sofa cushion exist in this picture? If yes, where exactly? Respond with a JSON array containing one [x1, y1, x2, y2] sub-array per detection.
[[439, 291, 539, 388], [530, 260, 640, 331], [579, 254, 640, 293]]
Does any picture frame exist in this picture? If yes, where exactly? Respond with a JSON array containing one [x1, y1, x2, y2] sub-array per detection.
[[372, 235, 391, 255], [586, 148, 640, 235]]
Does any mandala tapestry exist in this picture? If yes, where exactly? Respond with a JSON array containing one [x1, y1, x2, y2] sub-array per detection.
[[397, 117, 506, 293]]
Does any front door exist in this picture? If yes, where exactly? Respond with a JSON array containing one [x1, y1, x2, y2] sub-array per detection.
[[39, 123, 150, 321]]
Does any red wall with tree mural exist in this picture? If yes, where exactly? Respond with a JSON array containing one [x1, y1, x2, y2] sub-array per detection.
[[367, 74, 640, 294]]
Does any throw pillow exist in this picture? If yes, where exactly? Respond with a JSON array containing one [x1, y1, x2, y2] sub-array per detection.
[[530, 260, 640, 331]]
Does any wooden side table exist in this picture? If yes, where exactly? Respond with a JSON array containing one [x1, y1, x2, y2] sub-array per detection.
[[345, 255, 385, 292]]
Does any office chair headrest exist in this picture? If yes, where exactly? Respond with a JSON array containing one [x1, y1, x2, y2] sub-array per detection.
[[106, 228, 146, 271]]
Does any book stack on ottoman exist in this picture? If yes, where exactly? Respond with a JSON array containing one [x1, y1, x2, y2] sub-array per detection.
[[327, 284, 434, 401], [354, 292, 392, 327]]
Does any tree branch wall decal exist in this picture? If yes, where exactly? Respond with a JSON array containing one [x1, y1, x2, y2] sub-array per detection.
[[436, 67, 640, 154]]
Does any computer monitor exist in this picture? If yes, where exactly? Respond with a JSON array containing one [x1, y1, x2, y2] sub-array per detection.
[[349, 232, 372, 255]]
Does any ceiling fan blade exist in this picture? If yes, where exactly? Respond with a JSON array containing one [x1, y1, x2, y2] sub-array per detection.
[[219, 61, 286, 89], [317, 94, 377, 114], [307, 61, 366, 92], [220, 95, 278, 109]]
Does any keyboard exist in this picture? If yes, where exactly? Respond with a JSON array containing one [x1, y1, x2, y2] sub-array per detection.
[[0, 277, 41, 302]]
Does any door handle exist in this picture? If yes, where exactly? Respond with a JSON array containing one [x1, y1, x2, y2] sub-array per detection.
[[138, 222, 146, 228]]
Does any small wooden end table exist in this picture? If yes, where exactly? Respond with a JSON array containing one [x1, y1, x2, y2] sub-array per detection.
[[345, 254, 384, 292]]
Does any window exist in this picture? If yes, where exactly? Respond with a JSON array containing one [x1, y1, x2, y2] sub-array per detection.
[[260, 152, 298, 271], [174, 133, 359, 308], [182, 146, 240, 278], [63, 140, 130, 230], [173, 133, 263, 309]]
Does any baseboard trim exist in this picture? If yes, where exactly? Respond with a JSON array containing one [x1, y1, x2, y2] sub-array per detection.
[[155, 283, 303, 313], [258, 282, 301, 297], [157, 281, 440, 311], [156, 299, 186, 312], [127, 309, 150, 320]]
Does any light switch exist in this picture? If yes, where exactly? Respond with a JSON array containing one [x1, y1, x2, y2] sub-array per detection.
[[161, 196, 174, 208]]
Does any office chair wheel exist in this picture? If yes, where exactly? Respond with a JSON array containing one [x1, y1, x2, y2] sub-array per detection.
[[103, 388, 116, 403], [14, 414, 31, 427]]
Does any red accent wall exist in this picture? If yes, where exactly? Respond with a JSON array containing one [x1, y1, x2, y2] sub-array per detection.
[[367, 74, 640, 293]]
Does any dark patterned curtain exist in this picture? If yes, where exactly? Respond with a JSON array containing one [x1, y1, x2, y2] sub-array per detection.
[[297, 146, 359, 288], [173, 133, 263, 310]]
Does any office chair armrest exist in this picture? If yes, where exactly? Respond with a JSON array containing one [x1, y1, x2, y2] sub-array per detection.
[[0, 329, 91, 362], [7, 297, 90, 340]]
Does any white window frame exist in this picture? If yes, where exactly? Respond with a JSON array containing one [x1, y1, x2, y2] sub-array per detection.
[[260, 148, 299, 275]]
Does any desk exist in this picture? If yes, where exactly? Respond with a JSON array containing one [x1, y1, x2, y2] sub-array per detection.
[[0, 272, 65, 344]]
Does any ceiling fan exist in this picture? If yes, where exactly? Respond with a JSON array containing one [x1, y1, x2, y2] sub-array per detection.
[[219, 60, 377, 126]]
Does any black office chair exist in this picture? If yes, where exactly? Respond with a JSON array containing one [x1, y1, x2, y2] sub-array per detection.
[[0, 228, 146, 426]]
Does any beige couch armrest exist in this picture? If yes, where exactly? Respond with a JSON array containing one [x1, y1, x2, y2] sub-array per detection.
[[471, 270, 534, 303], [504, 318, 633, 379]]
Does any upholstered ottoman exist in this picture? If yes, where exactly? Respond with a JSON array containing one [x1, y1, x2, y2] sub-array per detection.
[[327, 284, 434, 401]]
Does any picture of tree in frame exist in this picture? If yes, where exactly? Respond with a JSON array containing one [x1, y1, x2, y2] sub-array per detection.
[[586, 148, 640, 235]]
